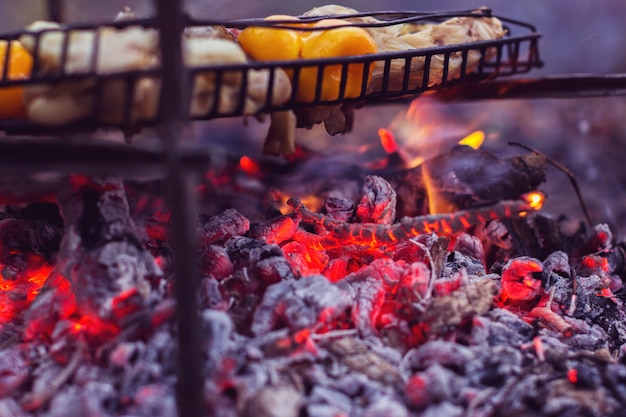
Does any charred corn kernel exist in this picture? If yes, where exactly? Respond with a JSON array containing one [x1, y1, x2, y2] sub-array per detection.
[[237, 16, 377, 103], [298, 19, 377, 102], [237, 15, 303, 61], [0, 40, 32, 119]]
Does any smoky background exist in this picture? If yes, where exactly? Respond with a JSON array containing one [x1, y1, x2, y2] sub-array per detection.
[[1, 0, 626, 235]]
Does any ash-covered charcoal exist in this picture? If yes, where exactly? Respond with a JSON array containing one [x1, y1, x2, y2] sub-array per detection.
[[321, 337, 404, 389], [404, 364, 466, 409], [0, 346, 27, 398], [0, 213, 61, 274], [468, 308, 535, 347], [323, 195, 354, 223], [241, 384, 302, 417], [199, 208, 251, 245], [200, 309, 233, 374], [24, 176, 163, 340], [226, 236, 296, 289], [419, 278, 499, 334], [200, 244, 233, 280], [251, 275, 351, 336], [401, 340, 475, 375], [355, 175, 397, 225], [0, 398, 29, 417]]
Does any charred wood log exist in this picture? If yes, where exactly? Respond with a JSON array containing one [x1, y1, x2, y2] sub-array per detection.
[[387, 145, 546, 217]]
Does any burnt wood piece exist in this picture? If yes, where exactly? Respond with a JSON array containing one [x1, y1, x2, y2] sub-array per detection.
[[387, 145, 546, 217], [26, 176, 162, 338]]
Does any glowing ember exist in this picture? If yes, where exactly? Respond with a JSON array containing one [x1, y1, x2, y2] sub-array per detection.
[[239, 155, 261, 176], [522, 191, 545, 214], [0, 262, 52, 323]]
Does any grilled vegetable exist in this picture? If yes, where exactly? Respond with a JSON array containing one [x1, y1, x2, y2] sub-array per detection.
[[238, 16, 378, 102], [298, 19, 377, 102], [0, 41, 32, 119]]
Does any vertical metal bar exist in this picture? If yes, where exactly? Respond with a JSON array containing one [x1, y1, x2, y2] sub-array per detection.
[[47, 0, 64, 22], [154, 1, 204, 417]]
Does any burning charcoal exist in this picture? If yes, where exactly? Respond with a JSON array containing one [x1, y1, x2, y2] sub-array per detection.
[[577, 223, 614, 256], [200, 244, 233, 280], [248, 215, 299, 245], [291, 196, 535, 251], [199, 208, 250, 245], [254, 256, 297, 288], [395, 262, 432, 318], [419, 278, 499, 334], [241, 384, 302, 417], [0, 346, 27, 398], [499, 256, 544, 302], [282, 240, 329, 277], [26, 176, 163, 337], [337, 258, 408, 324], [0, 398, 29, 417], [322, 337, 403, 389], [323, 196, 353, 223], [251, 275, 351, 336], [355, 175, 397, 225]]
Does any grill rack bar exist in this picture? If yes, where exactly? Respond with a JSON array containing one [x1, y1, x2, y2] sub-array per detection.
[[0, 5, 545, 417], [0, 8, 542, 134]]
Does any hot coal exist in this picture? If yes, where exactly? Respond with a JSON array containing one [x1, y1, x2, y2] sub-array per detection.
[[0, 144, 624, 417]]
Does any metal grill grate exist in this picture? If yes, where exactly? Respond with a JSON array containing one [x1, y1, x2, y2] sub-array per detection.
[[0, 8, 542, 133], [0, 4, 544, 417]]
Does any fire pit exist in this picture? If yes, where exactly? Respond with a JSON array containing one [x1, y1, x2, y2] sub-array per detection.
[[1, 2, 626, 417]]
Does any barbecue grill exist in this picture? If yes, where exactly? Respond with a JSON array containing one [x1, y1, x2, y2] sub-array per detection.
[[1, 2, 622, 417]]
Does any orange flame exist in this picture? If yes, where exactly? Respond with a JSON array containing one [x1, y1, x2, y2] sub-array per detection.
[[458, 130, 485, 149], [524, 191, 545, 211]]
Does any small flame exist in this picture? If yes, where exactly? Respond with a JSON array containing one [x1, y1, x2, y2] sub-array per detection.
[[458, 130, 485, 149], [422, 166, 457, 215], [524, 191, 545, 211], [239, 156, 260, 176], [378, 128, 398, 154]]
